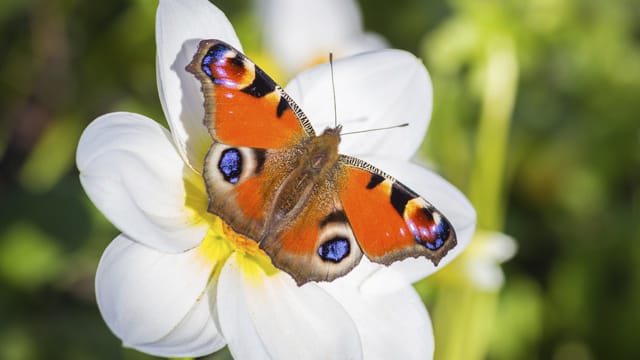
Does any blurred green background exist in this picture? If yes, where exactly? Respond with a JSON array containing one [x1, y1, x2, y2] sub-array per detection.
[[0, 0, 638, 359]]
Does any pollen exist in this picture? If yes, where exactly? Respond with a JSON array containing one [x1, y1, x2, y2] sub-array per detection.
[[222, 223, 278, 280]]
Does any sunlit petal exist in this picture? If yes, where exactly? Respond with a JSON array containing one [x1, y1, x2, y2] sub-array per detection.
[[217, 254, 363, 360], [321, 265, 434, 359], [285, 50, 432, 159], [95, 234, 223, 356], [343, 32, 388, 56], [156, 0, 242, 170], [465, 231, 517, 290], [132, 286, 223, 357], [77, 112, 207, 252], [258, 0, 378, 71]]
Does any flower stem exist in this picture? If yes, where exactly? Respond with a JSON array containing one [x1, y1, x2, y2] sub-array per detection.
[[433, 35, 518, 360], [468, 36, 519, 231]]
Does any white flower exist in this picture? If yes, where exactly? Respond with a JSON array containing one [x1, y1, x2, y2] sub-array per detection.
[[256, 0, 387, 73], [76, 0, 476, 358], [464, 231, 517, 291]]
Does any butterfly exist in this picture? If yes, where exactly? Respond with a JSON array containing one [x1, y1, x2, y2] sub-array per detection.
[[186, 40, 457, 286]]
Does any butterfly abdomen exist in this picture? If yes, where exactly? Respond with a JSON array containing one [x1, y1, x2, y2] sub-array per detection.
[[261, 129, 342, 235]]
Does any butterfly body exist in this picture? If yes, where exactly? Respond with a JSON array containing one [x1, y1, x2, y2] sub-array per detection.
[[187, 39, 457, 285], [256, 127, 342, 243]]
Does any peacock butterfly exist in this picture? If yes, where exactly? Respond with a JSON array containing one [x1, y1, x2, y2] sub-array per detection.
[[186, 40, 456, 285]]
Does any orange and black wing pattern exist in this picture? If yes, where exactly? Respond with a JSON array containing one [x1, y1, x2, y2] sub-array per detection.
[[337, 155, 457, 266], [259, 181, 364, 286], [186, 39, 315, 149]]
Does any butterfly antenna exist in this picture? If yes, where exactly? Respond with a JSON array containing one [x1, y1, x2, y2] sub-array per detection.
[[328, 53, 409, 135], [341, 123, 410, 136], [329, 53, 338, 128]]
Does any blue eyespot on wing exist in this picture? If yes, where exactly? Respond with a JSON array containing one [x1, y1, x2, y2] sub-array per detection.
[[218, 148, 242, 184], [318, 237, 351, 263]]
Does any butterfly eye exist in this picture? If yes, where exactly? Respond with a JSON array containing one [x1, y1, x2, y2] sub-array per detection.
[[318, 237, 351, 263], [218, 148, 243, 184]]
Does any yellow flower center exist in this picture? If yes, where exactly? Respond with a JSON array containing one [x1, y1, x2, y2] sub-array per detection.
[[183, 167, 278, 282]]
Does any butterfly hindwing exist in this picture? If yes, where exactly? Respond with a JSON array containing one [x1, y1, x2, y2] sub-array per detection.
[[186, 39, 315, 149], [259, 179, 364, 285], [337, 155, 457, 266], [203, 141, 302, 240]]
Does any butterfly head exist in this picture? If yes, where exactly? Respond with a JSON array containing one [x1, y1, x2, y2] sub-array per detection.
[[302, 126, 342, 172], [317, 124, 343, 147], [321, 125, 342, 136]]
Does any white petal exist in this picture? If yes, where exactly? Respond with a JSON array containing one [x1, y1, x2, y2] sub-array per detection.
[[343, 32, 388, 57], [258, 0, 366, 71], [465, 259, 505, 291], [462, 231, 516, 290], [156, 0, 242, 170], [95, 234, 224, 357], [481, 231, 517, 263], [216, 255, 363, 360], [321, 266, 434, 360], [285, 49, 432, 159], [359, 156, 476, 284], [77, 113, 208, 252]]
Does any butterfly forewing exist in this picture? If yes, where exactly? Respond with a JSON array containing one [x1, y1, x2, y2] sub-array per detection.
[[188, 40, 315, 241], [337, 155, 457, 266], [186, 39, 315, 149]]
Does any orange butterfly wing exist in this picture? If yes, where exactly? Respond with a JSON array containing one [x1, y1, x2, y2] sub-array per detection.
[[186, 39, 315, 149], [338, 156, 457, 266], [259, 181, 364, 286]]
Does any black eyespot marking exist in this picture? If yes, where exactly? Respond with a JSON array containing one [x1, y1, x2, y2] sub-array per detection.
[[253, 148, 267, 174], [319, 211, 348, 228], [229, 54, 244, 68], [318, 237, 350, 263], [276, 96, 289, 117], [241, 67, 275, 98], [218, 148, 243, 184], [390, 183, 415, 217], [366, 173, 385, 189]]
